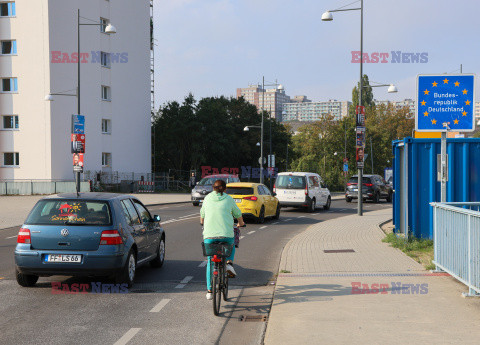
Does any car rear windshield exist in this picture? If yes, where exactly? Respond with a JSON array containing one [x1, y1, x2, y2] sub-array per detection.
[[226, 187, 254, 195], [275, 175, 306, 189], [348, 177, 372, 184], [25, 199, 112, 226]]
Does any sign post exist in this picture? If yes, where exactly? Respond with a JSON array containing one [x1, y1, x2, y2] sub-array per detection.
[[71, 115, 85, 195], [356, 105, 366, 212], [416, 74, 476, 202]]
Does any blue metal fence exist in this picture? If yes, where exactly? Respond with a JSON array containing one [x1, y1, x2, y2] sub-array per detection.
[[431, 202, 480, 296]]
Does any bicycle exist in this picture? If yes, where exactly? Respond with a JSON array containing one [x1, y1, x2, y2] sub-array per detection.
[[202, 240, 233, 316]]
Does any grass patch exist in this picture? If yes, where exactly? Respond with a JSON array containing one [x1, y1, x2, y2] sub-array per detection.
[[382, 233, 435, 270], [280, 270, 291, 274]]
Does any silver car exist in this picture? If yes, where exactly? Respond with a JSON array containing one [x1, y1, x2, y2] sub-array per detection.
[[191, 174, 240, 206]]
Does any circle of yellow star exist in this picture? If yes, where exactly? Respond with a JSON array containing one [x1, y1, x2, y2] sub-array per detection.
[[421, 100, 426, 106], [423, 111, 429, 117], [466, 100, 471, 105], [462, 89, 468, 95], [431, 119, 437, 125], [462, 111, 467, 116], [432, 81, 438, 87], [454, 119, 459, 124], [424, 89, 430, 95], [454, 81, 460, 87], [443, 78, 449, 84]]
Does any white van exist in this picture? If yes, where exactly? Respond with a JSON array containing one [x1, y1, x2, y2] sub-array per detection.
[[274, 172, 331, 212]]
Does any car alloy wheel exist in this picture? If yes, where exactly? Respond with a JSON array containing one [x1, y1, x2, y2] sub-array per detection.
[[128, 253, 136, 282], [324, 197, 331, 210], [308, 199, 316, 213]]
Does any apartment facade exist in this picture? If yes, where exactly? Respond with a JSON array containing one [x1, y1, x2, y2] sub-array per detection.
[[475, 101, 480, 125], [282, 100, 351, 122], [375, 98, 416, 116], [236, 84, 291, 121], [0, 0, 151, 180]]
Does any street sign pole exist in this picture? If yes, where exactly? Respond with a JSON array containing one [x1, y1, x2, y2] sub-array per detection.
[[440, 125, 448, 202]]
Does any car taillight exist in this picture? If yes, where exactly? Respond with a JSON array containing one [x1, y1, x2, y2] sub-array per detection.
[[363, 183, 373, 187], [17, 228, 31, 244], [100, 230, 123, 245], [273, 183, 276, 193], [244, 196, 258, 201], [305, 185, 308, 195]]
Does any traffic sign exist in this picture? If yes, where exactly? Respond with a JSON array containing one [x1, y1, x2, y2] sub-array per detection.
[[268, 154, 275, 168], [258, 157, 266, 165], [416, 74, 476, 132], [343, 163, 348, 172], [72, 115, 85, 134]]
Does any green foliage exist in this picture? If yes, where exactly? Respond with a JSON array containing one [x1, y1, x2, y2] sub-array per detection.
[[152, 95, 292, 178], [382, 233, 434, 270]]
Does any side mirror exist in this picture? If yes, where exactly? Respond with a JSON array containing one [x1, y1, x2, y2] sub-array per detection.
[[153, 215, 161, 222], [272, 192, 277, 197]]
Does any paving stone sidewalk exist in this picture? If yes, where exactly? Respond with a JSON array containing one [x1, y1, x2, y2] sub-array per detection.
[[0, 193, 190, 230], [264, 209, 480, 345]]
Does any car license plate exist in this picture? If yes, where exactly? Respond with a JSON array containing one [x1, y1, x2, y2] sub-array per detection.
[[45, 254, 82, 263], [234, 199, 242, 203], [353, 188, 358, 192]]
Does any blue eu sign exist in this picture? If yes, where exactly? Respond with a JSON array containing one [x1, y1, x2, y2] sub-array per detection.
[[72, 115, 85, 134], [416, 74, 476, 132]]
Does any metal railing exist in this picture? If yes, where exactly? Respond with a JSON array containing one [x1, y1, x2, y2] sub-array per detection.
[[430, 202, 480, 296], [0, 180, 90, 195]]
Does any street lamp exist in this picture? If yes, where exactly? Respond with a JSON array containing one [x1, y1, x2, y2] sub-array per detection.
[[323, 1, 364, 215], [46, 9, 116, 195], [244, 124, 264, 183]]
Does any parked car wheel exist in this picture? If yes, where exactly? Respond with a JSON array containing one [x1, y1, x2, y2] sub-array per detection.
[[308, 199, 316, 213], [192, 202, 199, 207], [16, 269, 38, 287], [116, 250, 136, 288], [150, 236, 166, 268], [273, 204, 281, 220], [256, 206, 265, 224], [324, 196, 331, 210], [346, 197, 352, 203]]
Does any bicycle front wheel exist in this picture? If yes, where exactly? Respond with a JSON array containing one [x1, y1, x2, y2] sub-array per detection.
[[212, 270, 221, 316]]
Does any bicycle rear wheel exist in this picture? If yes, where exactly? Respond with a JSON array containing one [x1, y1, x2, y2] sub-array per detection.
[[222, 264, 229, 301], [212, 268, 221, 316]]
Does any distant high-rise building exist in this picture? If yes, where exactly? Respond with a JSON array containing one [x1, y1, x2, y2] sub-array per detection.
[[282, 100, 351, 122], [237, 84, 290, 120], [291, 95, 311, 103], [375, 99, 416, 116], [475, 101, 480, 124]]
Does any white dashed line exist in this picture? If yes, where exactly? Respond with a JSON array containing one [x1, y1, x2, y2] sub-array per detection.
[[150, 299, 171, 313], [272, 222, 279, 225], [162, 216, 198, 224], [239, 236, 245, 240], [247, 231, 255, 235], [113, 328, 141, 345], [178, 213, 198, 219], [5, 235, 17, 239], [180, 276, 193, 284], [175, 284, 186, 289], [298, 216, 306, 218], [259, 226, 267, 229], [198, 260, 208, 267]]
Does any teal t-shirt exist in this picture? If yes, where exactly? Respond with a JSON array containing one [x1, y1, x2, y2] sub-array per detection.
[[200, 191, 242, 239]]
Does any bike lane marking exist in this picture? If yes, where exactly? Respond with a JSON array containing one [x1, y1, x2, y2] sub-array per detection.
[[247, 231, 255, 235], [175, 276, 193, 289], [113, 328, 141, 345], [150, 299, 171, 313], [198, 260, 208, 267], [259, 226, 267, 229]]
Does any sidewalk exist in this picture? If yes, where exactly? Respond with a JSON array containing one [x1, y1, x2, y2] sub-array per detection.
[[0, 193, 190, 230], [264, 209, 480, 344]]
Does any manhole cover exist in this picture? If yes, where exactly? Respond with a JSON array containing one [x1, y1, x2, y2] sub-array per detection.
[[324, 249, 355, 253], [239, 315, 268, 322]]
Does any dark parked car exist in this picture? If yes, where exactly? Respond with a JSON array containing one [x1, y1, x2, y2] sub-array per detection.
[[191, 174, 240, 206], [345, 174, 392, 203], [14, 193, 165, 287]]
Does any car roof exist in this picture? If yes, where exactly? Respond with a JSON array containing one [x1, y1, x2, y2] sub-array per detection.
[[44, 192, 134, 201], [226, 182, 258, 188], [277, 172, 318, 176]]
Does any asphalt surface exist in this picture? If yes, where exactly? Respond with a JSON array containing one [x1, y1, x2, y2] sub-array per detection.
[[0, 199, 392, 345]]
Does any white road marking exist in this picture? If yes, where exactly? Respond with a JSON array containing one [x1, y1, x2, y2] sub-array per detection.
[[175, 284, 186, 289], [298, 216, 306, 218], [150, 299, 171, 313], [283, 218, 292, 222], [113, 328, 141, 345], [239, 236, 245, 239], [5, 235, 17, 239], [259, 226, 267, 229], [162, 216, 198, 224], [178, 213, 198, 219], [247, 231, 255, 235], [180, 276, 193, 284], [198, 260, 207, 268], [272, 222, 279, 225]]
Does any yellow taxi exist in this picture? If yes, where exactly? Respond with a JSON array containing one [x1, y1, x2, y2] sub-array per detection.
[[225, 182, 280, 223]]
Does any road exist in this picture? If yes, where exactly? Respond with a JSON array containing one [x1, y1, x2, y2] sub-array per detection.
[[0, 200, 391, 345]]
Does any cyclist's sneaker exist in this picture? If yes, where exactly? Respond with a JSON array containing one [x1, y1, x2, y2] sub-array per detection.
[[206, 291, 212, 300], [226, 264, 237, 278]]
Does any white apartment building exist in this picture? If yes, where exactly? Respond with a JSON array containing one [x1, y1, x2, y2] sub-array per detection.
[[375, 99, 416, 115], [282, 100, 351, 122], [0, 0, 151, 181], [475, 101, 480, 125], [236, 84, 291, 120]]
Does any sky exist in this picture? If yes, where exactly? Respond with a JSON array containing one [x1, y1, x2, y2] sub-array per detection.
[[153, 0, 480, 107]]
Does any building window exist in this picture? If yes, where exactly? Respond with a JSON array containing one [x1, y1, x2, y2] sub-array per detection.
[[101, 86, 110, 101], [1, 40, 16, 55], [101, 119, 111, 134], [3, 152, 19, 166], [2, 115, 18, 129], [1, 78, 17, 93], [101, 52, 110, 68], [102, 152, 111, 167], [100, 18, 108, 33], [0, 2, 15, 17]]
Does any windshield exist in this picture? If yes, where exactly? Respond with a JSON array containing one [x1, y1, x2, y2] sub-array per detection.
[[25, 199, 112, 226], [226, 187, 254, 195], [276, 175, 306, 189], [348, 177, 372, 184], [198, 176, 239, 186]]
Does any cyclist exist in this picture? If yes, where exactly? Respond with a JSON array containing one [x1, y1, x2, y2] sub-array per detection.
[[200, 179, 245, 300]]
